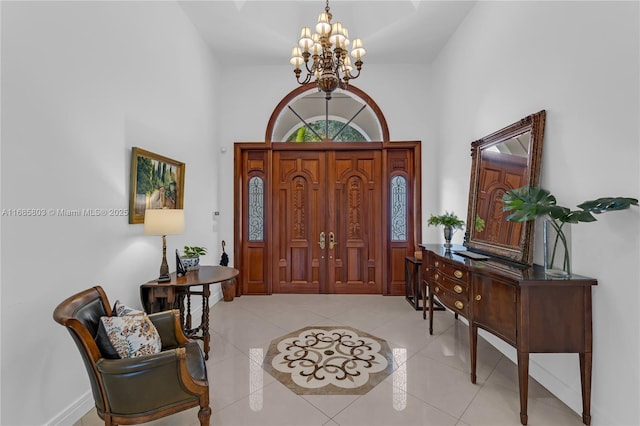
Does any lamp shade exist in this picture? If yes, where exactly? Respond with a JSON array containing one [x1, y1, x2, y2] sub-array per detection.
[[144, 209, 185, 236]]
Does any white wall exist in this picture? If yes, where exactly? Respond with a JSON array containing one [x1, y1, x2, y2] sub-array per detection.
[[0, 2, 221, 425], [430, 2, 640, 425]]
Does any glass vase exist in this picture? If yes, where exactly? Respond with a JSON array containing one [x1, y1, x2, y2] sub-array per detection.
[[543, 219, 571, 277], [443, 226, 453, 250]]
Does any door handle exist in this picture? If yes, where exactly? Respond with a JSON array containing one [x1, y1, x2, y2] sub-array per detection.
[[318, 231, 326, 249], [329, 232, 338, 249]]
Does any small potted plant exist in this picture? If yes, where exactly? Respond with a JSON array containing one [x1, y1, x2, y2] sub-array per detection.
[[427, 211, 466, 249], [181, 246, 207, 271]]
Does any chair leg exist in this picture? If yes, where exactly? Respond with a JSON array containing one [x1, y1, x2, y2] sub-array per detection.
[[198, 405, 211, 426]]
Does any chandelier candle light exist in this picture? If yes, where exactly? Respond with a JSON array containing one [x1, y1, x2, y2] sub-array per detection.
[[290, 0, 366, 99]]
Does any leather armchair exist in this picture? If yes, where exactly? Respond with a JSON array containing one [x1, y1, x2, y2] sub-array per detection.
[[53, 286, 211, 426]]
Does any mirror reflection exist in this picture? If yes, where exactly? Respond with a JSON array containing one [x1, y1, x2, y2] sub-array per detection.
[[464, 110, 546, 264], [474, 131, 530, 246]]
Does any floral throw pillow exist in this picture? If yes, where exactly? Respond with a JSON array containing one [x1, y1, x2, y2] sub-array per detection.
[[113, 300, 144, 317], [98, 315, 162, 358]]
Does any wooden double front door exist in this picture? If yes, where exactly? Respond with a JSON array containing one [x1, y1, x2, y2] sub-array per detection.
[[273, 149, 382, 294], [234, 142, 421, 295]]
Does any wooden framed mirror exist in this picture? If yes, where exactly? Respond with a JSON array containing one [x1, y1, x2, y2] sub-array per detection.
[[464, 110, 546, 265]]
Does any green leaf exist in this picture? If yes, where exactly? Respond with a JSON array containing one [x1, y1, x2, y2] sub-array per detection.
[[505, 209, 535, 222], [502, 186, 638, 226], [547, 206, 571, 220], [561, 210, 596, 224], [577, 197, 639, 213], [427, 211, 465, 229], [502, 187, 558, 222]]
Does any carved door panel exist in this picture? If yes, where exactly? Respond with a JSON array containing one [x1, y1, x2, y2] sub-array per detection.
[[272, 149, 382, 294], [327, 150, 382, 294], [272, 151, 326, 293]]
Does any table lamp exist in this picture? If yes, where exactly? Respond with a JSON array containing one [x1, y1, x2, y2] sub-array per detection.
[[144, 209, 185, 282]]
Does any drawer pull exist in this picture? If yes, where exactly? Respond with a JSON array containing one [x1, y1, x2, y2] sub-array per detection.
[[435, 261, 439, 267], [454, 270, 464, 279], [454, 285, 463, 294], [454, 300, 464, 310], [434, 286, 440, 293], [475, 295, 482, 301], [434, 273, 440, 281]]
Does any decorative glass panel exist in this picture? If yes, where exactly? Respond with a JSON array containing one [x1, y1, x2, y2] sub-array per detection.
[[391, 175, 407, 241], [248, 177, 264, 241], [285, 120, 368, 142]]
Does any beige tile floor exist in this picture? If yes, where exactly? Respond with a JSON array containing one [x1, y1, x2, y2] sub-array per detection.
[[76, 294, 585, 426]]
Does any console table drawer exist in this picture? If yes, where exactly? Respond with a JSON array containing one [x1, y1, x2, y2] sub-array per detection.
[[432, 284, 468, 316], [433, 259, 469, 283], [433, 271, 468, 297]]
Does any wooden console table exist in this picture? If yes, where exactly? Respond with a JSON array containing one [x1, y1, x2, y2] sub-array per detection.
[[140, 265, 239, 360], [421, 244, 596, 426]]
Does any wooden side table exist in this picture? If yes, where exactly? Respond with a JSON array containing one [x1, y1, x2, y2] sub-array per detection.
[[405, 256, 423, 310], [140, 265, 239, 360]]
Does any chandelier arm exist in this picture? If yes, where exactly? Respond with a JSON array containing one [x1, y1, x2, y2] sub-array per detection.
[[296, 72, 313, 85], [344, 68, 361, 80], [298, 50, 316, 74], [303, 60, 316, 75]]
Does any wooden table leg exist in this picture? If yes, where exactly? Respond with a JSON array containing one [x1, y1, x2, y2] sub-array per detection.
[[185, 288, 192, 330], [423, 281, 428, 320], [201, 284, 211, 360], [580, 352, 592, 425], [470, 323, 478, 384], [517, 351, 529, 425], [413, 266, 421, 310]]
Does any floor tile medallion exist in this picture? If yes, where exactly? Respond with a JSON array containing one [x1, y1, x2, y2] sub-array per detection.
[[263, 326, 394, 395]]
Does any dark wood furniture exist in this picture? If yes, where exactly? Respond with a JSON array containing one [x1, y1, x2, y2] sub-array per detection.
[[54, 286, 211, 426], [421, 244, 596, 426], [405, 256, 422, 309], [140, 265, 239, 360]]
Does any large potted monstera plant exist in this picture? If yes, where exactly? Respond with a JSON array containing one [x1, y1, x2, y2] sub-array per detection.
[[502, 186, 637, 276]]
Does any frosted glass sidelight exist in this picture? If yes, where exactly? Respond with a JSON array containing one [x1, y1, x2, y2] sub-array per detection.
[[248, 177, 264, 241], [391, 175, 407, 241]]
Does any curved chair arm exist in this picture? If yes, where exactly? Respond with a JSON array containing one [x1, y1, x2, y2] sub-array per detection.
[[147, 309, 191, 349], [96, 345, 208, 416]]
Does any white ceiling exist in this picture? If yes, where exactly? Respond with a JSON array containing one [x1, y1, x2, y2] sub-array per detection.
[[179, 1, 477, 66]]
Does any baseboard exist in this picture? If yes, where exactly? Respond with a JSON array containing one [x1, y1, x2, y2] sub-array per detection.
[[48, 390, 94, 426], [47, 285, 224, 426]]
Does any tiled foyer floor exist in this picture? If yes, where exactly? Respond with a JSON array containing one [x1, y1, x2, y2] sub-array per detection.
[[76, 294, 584, 426]]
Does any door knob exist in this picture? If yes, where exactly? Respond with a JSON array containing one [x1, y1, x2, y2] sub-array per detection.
[[318, 232, 326, 249], [329, 232, 338, 249]]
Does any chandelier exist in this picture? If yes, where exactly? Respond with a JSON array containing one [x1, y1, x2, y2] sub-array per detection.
[[289, 0, 366, 99]]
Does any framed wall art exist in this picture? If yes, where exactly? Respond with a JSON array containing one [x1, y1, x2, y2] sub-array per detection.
[[129, 147, 185, 224]]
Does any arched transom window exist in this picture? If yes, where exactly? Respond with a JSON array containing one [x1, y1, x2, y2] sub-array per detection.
[[267, 84, 389, 143]]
